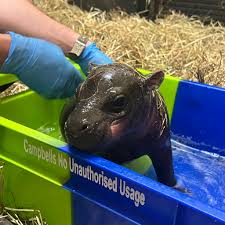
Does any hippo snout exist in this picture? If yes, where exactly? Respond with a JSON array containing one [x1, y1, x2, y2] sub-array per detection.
[[65, 119, 91, 134], [64, 115, 93, 136], [64, 115, 106, 152]]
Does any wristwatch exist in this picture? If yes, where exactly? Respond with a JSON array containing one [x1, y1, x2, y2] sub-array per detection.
[[67, 35, 89, 59]]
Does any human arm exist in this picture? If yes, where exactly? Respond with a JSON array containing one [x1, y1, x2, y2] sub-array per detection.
[[0, 0, 77, 53], [0, 32, 84, 99], [0, 0, 113, 75], [0, 34, 11, 64], [0, 0, 112, 98]]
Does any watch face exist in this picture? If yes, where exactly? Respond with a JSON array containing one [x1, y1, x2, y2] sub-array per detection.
[[70, 36, 88, 57]]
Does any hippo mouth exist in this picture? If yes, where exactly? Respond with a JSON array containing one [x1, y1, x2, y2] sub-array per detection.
[[65, 130, 106, 153]]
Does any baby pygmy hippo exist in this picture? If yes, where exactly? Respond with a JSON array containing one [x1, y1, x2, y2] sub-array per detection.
[[60, 63, 179, 189]]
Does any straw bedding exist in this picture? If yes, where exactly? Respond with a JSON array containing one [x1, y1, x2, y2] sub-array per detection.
[[0, 207, 45, 225], [1, 0, 225, 97]]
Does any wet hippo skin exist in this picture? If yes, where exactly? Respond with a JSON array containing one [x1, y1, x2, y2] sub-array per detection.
[[60, 63, 178, 188]]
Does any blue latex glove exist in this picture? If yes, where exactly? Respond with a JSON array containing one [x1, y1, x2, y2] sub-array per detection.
[[75, 43, 113, 75], [0, 32, 84, 99]]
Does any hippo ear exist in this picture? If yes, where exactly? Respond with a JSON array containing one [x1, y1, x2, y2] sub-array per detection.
[[144, 71, 164, 89], [88, 63, 99, 76]]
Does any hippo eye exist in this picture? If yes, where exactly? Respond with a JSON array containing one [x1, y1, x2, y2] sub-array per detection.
[[111, 95, 127, 113], [113, 95, 126, 106]]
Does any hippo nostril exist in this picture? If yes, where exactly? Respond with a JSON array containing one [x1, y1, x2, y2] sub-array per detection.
[[80, 124, 90, 131], [82, 124, 88, 130]]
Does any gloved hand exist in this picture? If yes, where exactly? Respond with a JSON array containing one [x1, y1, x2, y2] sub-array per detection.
[[0, 32, 84, 99], [75, 43, 113, 75]]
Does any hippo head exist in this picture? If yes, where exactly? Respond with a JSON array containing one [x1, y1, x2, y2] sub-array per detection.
[[60, 63, 164, 154]]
